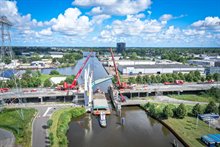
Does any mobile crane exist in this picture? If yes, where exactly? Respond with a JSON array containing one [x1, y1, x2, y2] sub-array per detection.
[[57, 52, 93, 90]]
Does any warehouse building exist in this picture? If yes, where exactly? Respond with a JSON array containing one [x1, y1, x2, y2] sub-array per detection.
[[118, 64, 205, 75]]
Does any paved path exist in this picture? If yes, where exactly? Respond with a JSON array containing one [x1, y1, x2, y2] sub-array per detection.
[[153, 96, 208, 105], [0, 128, 15, 147]]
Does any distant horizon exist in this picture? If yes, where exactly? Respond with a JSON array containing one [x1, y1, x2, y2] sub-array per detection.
[[11, 46, 220, 49], [1, 0, 220, 47]]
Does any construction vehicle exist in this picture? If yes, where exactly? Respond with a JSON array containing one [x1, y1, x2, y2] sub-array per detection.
[[164, 80, 184, 85], [109, 48, 129, 89], [57, 52, 93, 90], [0, 88, 9, 93], [109, 48, 127, 102]]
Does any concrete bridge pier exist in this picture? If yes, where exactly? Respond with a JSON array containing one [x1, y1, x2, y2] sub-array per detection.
[[39, 97, 43, 103], [138, 92, 140, 98], [146, 92, 149, 97], [130, 93, 132, 99]]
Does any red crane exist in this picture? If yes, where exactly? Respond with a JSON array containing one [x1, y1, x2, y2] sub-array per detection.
[[109, 48, 126, 102], [62, 52, 93, 90]]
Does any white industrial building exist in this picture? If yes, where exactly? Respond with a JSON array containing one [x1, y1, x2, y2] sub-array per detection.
[[188, 60, 215, 67], [106, 59, 182, 67], [118, 64, 205, 75], [49, 52, 64, 58]]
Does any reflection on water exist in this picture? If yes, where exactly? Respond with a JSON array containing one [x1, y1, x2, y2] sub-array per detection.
[[67, 107, 184, 147]]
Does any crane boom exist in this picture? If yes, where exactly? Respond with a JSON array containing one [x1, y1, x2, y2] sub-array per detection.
[[65, 52, 93, 89], [109, 48, 121, 86], [109, 48, 125, 102]]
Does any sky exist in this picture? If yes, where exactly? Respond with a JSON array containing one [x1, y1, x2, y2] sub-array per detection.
[[0, 0, 220, 47]]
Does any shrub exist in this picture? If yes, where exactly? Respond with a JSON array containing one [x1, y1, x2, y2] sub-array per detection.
[[47, 119, 53, 128], [175, 103, 187, 119], [163, 105, 174, 119], [192, 103, 203, 117], [205, 101, 218, 113], [50, 70, 60, 75]]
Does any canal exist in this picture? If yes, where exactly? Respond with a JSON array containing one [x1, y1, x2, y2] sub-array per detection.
[[67, 53, 183, 147], [67, 107, 184, 147]]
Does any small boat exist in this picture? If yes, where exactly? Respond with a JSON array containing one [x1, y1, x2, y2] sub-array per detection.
[[99, 112, 107, 127]]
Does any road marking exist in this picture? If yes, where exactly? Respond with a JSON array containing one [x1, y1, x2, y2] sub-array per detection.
[[43, 107, 52, 117]]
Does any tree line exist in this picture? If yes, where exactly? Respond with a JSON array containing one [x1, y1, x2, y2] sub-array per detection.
[[128, 71, 220, 84], [144, 101, 220, 120]]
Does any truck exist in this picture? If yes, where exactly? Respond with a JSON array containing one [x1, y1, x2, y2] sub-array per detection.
[[164, 80, 184, 85]]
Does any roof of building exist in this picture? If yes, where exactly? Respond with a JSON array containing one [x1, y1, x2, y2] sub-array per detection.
[[50, 77, 66, 84], [118, 64, 203, 69]]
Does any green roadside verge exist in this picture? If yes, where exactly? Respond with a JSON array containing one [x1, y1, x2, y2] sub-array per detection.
[[0, 108, 37, 147], [49, 107, 86, 147], [39, 74, 66, 83], [168, 94, 214, 102]]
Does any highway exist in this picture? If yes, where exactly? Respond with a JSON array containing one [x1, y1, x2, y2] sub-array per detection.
[[0, 88, 84, 99], [0, 83, 219, 100], [121, 83, 220, 93]]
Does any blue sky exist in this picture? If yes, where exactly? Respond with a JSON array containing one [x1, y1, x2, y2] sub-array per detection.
[[0, 0, 220, 47]]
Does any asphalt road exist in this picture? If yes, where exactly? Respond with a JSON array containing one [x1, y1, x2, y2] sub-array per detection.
[[32, 105, 71, 147], [0, 128, 15, 147]]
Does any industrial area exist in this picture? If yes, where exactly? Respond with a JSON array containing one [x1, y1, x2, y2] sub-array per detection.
[[0, 7, 220, 147]]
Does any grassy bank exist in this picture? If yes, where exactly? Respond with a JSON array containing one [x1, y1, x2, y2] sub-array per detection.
[[49, 107, 86, 147], [169, 94, 214, 102], [164, 117, 219, 147], [0, 108, 36, 147], [142, 102, 219, 146]]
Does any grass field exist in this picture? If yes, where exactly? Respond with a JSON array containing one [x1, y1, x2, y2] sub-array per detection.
[[49, 107, 85, 147], [164, 116, 219, 147], [0, 108, 37, 147], [169, 94, 214, 102]]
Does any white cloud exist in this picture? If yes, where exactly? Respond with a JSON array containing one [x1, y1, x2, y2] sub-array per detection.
[[98, 14, 164, 40], [191, 16, 220, 32], [159, 14, 173, 22], [73, 0, 152, 16], [39, 28, 53, 36], [91, 14, 111, 24], [51, 8, 92, 36]]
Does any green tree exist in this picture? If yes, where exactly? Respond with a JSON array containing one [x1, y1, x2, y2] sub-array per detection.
[[47, 119, 53, 128], [163, 105, 174, 119], [50, 70, 60, 75], [44, 79, 52, 87], [143, 75, 151, 84], [167, 77, 174, 83], [130, 52, 138, 60], [200, 76, 205, 82], [156, 75, 162, 83], [128, 77, 136, 84], [192, 103, 203, 117], [185, 73, 193, 82], [175, 103, 187, 119], [205, 101, 218, 113], [136, 75, 142, 84], [161, 74, 168, 83], [151, 75, 157, 83], [206, 74, 213, 81], [213, 73, 220, 81], [4, 57, 11, 64], [65, 75, 76, 83]]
